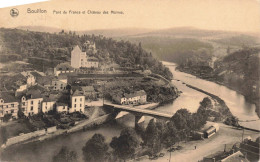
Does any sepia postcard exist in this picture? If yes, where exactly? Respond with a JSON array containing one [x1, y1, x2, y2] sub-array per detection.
[[0, 0, 259, 162]]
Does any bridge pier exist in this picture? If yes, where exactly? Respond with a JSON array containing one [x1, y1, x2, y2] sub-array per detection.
[[135, 115, 145, 130]]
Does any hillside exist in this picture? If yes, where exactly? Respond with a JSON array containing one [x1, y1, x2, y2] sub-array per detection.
[[0, 28, 172, 80], [178, 47, 260, 117], [116, 27, 259, 64]]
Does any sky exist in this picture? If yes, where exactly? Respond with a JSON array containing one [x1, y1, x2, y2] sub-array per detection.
[[0, 0, 259, 33]]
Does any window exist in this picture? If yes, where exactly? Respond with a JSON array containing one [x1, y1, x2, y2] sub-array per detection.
[[75, 98, 77, 102], [31, 106, 33, 111], [22, 102, 25, 106], [0, 99, 3, 103], [31, 101, 33, 104], [6, 105, 8, 108], [80, 98, 82, 102], [11, 104, 14, 107], [0, 105, 2, 108], [11, 110, 14, 113], [80, 104, 82, 107], [74, 104, 76, 108]]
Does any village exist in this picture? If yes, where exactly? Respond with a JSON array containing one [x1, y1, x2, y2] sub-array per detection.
[[0, 40, 165, 149], [0, 30, 259, 162]]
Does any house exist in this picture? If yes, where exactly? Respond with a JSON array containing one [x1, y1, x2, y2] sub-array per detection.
[[42, 96, 56, 113], [204, 123, 219, 138], [52, 76, 68, 91], [37, 76, 53, 90], [54, 63, 74, 76], [0, 92, 19, 122], [220, 151, 248, 162], [20, 72, 37, 87], [56, 102, 68, 113], [13, 73, 35, 93], [71, 45, 99, 69], [70, 90, 85, 113], [20, 89, 43, 116], [82, 86, 96, 99], [112, 90, 147, 105], [85, 57, 99, 68], [240, 138, 260, 161]]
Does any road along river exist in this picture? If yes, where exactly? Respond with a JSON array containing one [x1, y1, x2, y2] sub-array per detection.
[[1, 61, 259, 162]]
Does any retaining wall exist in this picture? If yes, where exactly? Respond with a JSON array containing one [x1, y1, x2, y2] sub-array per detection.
[[5, 129, 46, 147]]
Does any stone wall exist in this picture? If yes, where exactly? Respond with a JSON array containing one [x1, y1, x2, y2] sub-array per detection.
[[5, 129, 46, 147]]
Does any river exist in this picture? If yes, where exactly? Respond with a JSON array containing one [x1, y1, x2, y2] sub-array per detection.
[[1, 62, 259, 162]]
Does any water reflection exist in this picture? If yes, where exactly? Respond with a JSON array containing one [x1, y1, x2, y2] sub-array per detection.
[[1, 61, 259, 162]]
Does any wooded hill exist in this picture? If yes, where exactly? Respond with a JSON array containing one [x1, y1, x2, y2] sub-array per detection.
[[0, 28, 172, 80]]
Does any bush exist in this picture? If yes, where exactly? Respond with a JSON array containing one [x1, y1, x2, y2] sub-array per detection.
[[3, 114, 12, 122]]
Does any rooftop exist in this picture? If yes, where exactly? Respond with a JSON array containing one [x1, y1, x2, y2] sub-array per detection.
[[25, 89, 43, 99], [124, 90, 146, 98], [72, 90, 84, 97], [0, 92, 19, 103]]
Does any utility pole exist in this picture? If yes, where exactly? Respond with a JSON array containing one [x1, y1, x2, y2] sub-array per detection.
[[102, 83, 105, 106], [241, 128, 245, 143]]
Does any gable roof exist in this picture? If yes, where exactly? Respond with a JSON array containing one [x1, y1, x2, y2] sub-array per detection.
[[25, 89, 43, 99], [124, 90, 146, 98], [72, 90, 84, 97], [0, 92, 19, 103], [30, 71, 43, 78], [72, 45, 83, 53]]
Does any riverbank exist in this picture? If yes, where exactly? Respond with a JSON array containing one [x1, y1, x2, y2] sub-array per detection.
[[176, 66, 260, 118], [0, 102, 160, 152]]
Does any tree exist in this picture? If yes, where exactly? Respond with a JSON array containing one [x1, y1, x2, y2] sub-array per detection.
[[0, 127, 8, 144], [82, 133, 109, 162], [163, 121, 180, 147], [18, 108, 25, 118], [110, 128, 140, 161], [143, 119, 162, 156], [3, 114, 12, 122], [52, 146, 77, 162]]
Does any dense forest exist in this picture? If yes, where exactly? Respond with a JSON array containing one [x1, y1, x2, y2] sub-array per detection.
[[178, 47, 260, 117], [0, 28, 172, 80], [215, 47, 260, 116]]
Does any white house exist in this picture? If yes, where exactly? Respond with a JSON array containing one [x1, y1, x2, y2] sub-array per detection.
[[112, 90, 147, 105], [42, 97, 56, 113], [20, 72, 36, 87], [0, 92, 19, 122], [56, 102, 68, 113], [54, 63, 74, 76], [52, 77, 67, 91], [71, 45, 99, 69], [20, 90, 43, 116], [14, 73, 36, 93], [70, 90, 85, 113]]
